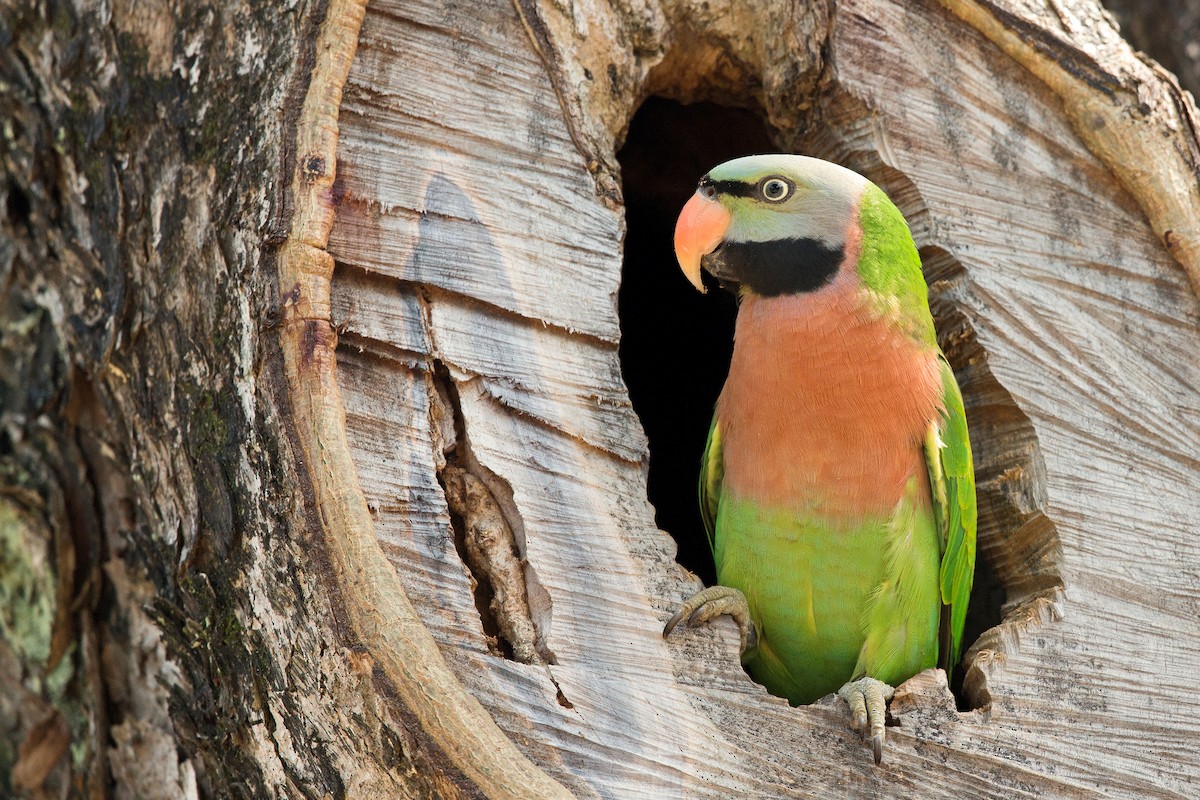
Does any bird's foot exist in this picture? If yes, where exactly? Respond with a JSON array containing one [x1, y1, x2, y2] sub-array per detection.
[[838, 676, 896, 766], [662, 585, 759, 660]]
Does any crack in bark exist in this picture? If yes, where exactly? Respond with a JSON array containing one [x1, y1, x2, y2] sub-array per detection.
[[430, 359, 558, 668], [510, 0, 624, 207]]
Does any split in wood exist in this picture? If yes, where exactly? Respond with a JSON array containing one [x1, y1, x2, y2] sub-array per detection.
[[429, 355, 557, 666], [441, 465, 556, 666]]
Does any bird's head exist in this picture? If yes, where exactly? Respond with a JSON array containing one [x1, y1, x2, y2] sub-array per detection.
[[673, 154, 869, 296]]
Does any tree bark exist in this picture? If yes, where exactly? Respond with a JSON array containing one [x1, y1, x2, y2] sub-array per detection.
[[3, 0, 1199, 798], [2, 1, 446, 797], [1103, 0, 1200, 100]]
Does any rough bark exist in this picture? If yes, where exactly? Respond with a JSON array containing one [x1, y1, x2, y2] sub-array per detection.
[[2, 0, 1199, 798], [0, 1, 446, 797]]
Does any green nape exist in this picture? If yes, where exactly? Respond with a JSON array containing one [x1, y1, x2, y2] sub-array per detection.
[[713, 482, 942, 704], [855, 185, 938, 348]]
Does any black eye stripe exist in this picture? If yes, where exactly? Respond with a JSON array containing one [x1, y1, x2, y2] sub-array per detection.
[[696, 175, 794, 201], [698, 176, 757, 198]]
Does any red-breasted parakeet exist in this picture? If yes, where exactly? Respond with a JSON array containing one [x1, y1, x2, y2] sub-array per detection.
[[663, 155, 977, 765]]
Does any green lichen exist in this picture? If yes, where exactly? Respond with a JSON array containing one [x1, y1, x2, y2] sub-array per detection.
[[221, 612, 243, 647], [190, 391, 229, 458], [0, 501, 55, 670], [44, 644, 75, 696]]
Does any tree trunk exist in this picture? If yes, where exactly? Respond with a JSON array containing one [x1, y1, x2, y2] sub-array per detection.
[[3, 0, 1199, 798]]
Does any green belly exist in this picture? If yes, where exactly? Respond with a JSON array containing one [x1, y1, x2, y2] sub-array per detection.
[[714, 483, 942, 704]]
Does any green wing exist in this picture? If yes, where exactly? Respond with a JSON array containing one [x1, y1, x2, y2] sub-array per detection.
[[924, 356, 978, 673], [699, 416, 724, 556]]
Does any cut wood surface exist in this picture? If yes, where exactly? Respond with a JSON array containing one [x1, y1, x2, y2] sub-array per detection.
[[324, 0, 1200, 796]]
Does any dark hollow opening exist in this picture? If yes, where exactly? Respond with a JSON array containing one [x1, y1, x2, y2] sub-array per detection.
[[953, 554, 1005, 708], [617, 97, 772, 584]]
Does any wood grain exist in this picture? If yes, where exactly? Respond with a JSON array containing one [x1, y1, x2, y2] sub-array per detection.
[[326, 0, 1200, 795], [277, 0, 574, 795], [937, 0, 1200, 295]]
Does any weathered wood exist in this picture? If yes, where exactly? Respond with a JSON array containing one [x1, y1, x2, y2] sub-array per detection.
[[324, 0, 1200, 795], [936, 0, 1200, 296], [277, 0, 575, 796], [813, 3, 1200, 795], [1104, 0, 1200, 100]]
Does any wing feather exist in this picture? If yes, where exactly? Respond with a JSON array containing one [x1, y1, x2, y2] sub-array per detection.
[[925, 356, 977, 673], [699, 417, 723, 556]]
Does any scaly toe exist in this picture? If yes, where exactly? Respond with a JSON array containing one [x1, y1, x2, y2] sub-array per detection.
[[663, 585, 759, 658], [837, 677, 896, 766]]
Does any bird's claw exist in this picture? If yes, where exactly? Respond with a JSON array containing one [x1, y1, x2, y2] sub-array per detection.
[[663, 585, 759, 659], [838, 676, 896, 766]]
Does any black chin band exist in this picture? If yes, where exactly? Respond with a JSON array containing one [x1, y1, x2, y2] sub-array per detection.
[[703, 237, 842, 296]]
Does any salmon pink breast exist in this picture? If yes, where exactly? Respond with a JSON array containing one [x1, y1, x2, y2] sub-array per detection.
[[715, 275, 943, 519]]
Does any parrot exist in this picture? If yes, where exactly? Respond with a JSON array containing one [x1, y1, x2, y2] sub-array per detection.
[[662, 154, 976, 765]]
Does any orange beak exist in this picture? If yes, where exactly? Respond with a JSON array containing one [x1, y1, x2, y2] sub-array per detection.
[[674, 192, 732, 293]]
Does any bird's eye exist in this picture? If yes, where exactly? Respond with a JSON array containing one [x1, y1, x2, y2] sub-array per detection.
[[759, 177, 793, 202]]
